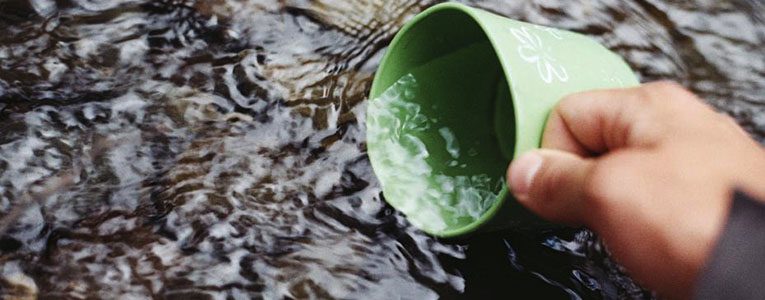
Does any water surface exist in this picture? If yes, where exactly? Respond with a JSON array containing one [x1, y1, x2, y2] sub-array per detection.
[[1, 0, 763, 298]]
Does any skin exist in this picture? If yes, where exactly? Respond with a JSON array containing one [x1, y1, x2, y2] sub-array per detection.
[[506, 81, 765, 300]]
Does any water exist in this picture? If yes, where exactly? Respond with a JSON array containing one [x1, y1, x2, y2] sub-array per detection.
[[0, 0, 763, 299], [366, 74, 501, 234]]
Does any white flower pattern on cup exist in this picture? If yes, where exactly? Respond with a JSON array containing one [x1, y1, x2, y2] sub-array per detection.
[[532, 24, 564, 40], [510, 26, 569, 84]]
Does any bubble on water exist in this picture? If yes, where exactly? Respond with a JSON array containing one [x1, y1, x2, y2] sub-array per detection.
[[404, 86, 417, 100], [467, 147, 479, 157], [400, 134, 429, 159], [439, 127, 460, 159]]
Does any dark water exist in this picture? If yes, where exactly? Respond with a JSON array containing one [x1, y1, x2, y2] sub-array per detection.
[[0, 0, 763, 298]]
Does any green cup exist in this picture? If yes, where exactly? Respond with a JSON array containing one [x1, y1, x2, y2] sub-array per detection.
[[366, 2, 638, 238]]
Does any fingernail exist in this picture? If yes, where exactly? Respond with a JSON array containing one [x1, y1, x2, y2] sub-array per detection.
[[509, 151, 543, 198]]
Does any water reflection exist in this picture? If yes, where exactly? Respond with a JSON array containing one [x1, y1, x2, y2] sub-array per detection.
[[0, 0, 763, 298]]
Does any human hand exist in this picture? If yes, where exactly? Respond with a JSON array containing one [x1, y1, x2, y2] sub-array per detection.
[[507, 82, 765, 299]]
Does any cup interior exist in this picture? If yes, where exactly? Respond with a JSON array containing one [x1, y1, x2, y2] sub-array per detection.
[[368, 6, 516, 236]]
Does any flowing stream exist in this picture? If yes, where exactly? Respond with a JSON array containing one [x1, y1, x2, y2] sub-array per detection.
[[0, 0, 763, 298]]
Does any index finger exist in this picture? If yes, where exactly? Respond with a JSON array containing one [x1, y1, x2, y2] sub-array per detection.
[[541, 82, 674, 156]]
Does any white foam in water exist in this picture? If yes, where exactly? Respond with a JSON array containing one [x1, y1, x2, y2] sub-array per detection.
[[367, 74, 501, 233], [439, 127, 460, 159]]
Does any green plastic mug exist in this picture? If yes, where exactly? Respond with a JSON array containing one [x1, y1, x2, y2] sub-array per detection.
[[366, 2, 638, 238]]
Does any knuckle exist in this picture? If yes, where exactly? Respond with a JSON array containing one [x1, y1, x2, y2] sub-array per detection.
[[649, 80, 684, 91], [633, 81, 701, 124], [718, 113, 738, 127], [644, 81, 696, 102], [629, 85, 658, 107]]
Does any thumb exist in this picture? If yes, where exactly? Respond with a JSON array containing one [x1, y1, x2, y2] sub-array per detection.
[[507, 149, 596, 225]]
